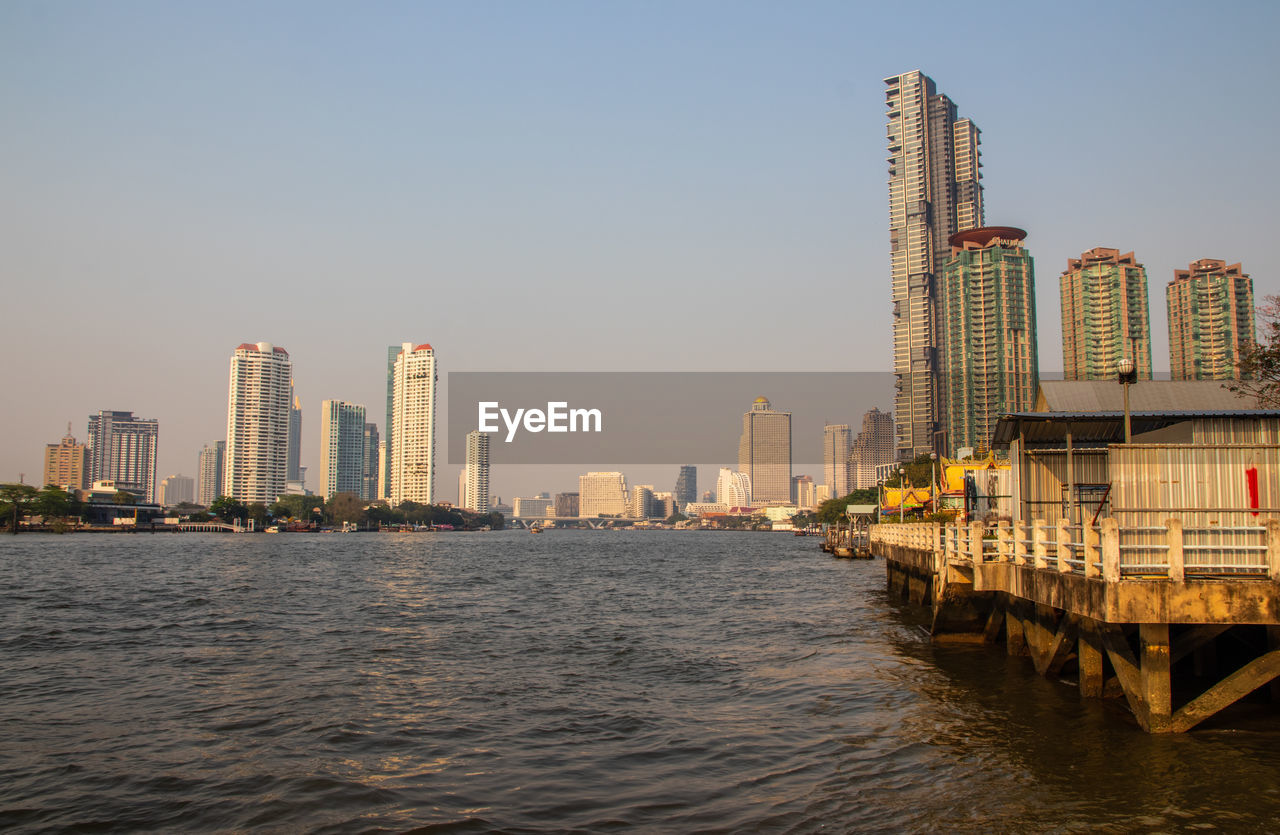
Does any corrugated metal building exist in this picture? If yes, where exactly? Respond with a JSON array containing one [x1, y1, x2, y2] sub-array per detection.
[[991, 381, 1279, 572]]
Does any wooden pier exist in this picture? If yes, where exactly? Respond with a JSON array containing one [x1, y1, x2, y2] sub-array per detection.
[[872, 519, 1280, 732]]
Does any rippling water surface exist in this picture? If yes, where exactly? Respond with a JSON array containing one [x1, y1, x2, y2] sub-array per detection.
[[4, 530, 1280, 832]]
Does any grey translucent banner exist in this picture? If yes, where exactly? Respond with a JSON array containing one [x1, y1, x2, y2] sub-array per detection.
[[446, 372, 894, 465]]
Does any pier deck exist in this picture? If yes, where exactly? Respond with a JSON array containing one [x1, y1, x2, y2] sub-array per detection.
[[872, 519, 1280, 732]]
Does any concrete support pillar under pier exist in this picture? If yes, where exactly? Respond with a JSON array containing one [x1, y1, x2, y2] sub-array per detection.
[[1140, 623, 1173, 732], [1005, 601, 1029, 658], [1078, 618, 1105, 698]]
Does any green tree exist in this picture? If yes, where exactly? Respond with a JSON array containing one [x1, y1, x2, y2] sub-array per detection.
[[34, 485, 73, 519], [1227, 294, 1280, 407], [271, 493, 320, 521], [210, 496, 246, 523], [113, 490, 137, 505], [0, 483, 39, 533], [815, 488, 879, 525], [362, 502, 401, 528], [666, 512, 688, 524], [325, 492, 363, 525], [246, 503, 269, 526]]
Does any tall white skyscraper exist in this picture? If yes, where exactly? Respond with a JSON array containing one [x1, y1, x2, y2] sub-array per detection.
[[716, 468, 752, 508], [822, 424, 852, 498], [319, 400, 367, 499], [579, 471, 628, 517], [390, 342, 437, 506], [738, 397, 790, 504], [197, 441, 225, 506], [885, 70, 984, 459], [224, 342, 293, 504], [464, 430, 490, 513]]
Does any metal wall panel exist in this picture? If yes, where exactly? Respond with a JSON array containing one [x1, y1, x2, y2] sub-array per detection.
[[1111, 444, 1278, 570], [1192, 418, 1280, 445], [1018, 450, 1110, 524]]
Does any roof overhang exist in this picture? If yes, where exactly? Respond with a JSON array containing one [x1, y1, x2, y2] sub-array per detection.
[[991, 411, 1280, 450]]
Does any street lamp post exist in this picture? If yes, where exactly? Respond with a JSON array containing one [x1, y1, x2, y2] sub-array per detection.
[[930, 453, 938, 517], [1117, 356, 1136, 444], [898, 467, 906, 524]]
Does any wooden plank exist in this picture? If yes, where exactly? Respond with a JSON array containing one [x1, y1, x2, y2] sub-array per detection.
[[1169, 649, 1280, 733]]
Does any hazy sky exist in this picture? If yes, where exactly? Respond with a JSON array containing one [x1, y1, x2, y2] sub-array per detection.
[[3, 0, 1277, 498]]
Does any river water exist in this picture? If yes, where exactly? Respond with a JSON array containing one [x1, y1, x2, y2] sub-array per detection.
[[3, 530, 1280, 832]]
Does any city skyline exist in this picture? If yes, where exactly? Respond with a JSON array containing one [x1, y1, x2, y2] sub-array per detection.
[[3, 4, 1277, 493]]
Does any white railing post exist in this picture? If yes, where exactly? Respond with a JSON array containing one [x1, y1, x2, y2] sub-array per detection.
[[1101, 517, 1121, 582], [1166, 518, 1184, 582], [996, 520, 1010, 563], [1033, 519, 1048, 570], [1056, 519, 1071, 573], [1083, 522, 1101, 579], [1267, 519, 1280, 583], [971, 520, 984, 565], [1014, 521, 1028, 566]]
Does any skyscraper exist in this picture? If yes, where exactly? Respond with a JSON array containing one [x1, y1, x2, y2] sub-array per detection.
[[319, 400, 367, 499], [382, 345, 399, 500], [885, 70, 985, 459], [224, 342, 292, 504], [822, 424, 852, 498], [628, 485, 655, 518], [674, 465, 697, 507], [716, 468, 752, 508], [1060, 248, 1152, 380], [44, 424, 88, 491], [792, 474, 817, 509], [287, 385, 302, 484], [197, 441, 225, 506], [554, 492, 579, 518], [464, 430, 490, 513], [850, 407, 895, 488], [87, 410, 159, 502], [159, 475, 195, 506], [361, 423, 380, 501], [738, 397, 791, 503], [1167, 259, 1255, 380], [390, 342, 437, 506], [579, 472, 628, 517], [937, 227, 1038, 456]]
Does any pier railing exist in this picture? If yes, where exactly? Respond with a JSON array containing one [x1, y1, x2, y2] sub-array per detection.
[[872, 519, 1280, 582]]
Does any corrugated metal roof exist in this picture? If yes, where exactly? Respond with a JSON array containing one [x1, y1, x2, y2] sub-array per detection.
[[1035, 381, 1257, 412], [992, 410, 1280, 448]]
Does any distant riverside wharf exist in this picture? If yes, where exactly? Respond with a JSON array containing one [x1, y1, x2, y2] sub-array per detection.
[[867, 379, 1280, 733]]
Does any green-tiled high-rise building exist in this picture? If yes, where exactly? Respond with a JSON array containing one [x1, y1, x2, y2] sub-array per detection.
[[937, 227, 1038, 456], [1060, 248, 1152, 381], [1167, 260, 1254, 380]]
